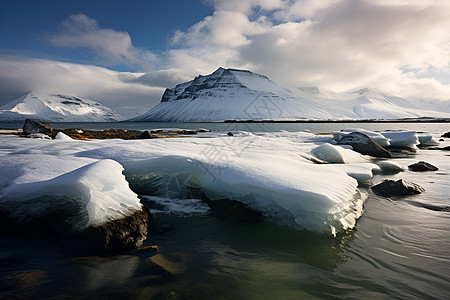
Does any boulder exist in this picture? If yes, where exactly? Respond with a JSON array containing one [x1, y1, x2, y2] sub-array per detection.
[[75, 209, 150, 253], [337, 132, 392, 158], [371, 179, 424, 197], [227, 132, 234, 136], [23, 119, 52, 135], [408, 161, 439, 171], [442, 132, 450, 138], [139, 130, 154, 139]]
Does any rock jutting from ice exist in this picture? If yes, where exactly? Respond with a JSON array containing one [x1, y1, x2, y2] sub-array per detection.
[[336, 132, 392, 158], [0, 159, 149, 252], [408, 161, 439, 171], [442, 131, 450, 138], [371, 179, 425, 196], [23, 119, 52, 135]]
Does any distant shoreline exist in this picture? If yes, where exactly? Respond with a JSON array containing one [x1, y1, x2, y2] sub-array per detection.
[[132, 118, 450, 123], [1, 118, 449, 126]]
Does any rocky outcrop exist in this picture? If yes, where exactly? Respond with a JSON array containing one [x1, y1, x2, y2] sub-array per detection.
[[23, 119, 52, 135], [408, 161, 439, 171], [337, 132, 392, 158], [371, 179, 424, 196], [77, 209, 151, 253], [442, 131, 450, 138]]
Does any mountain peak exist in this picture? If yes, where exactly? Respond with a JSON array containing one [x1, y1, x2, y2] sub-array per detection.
[[0, 92, 123, 122], [131, 68, 450, 122]]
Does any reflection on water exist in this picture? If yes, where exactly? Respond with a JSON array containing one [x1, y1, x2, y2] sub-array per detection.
[[1, 186, 449, 299]]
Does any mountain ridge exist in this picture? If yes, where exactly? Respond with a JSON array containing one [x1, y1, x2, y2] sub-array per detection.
[[0, 91, 124, 122], [131, 67, 450, 122]]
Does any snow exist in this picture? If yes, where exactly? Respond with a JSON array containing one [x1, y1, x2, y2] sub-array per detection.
[[310, 143, 368, 164], [0, 91, 123, 122], [332, 128, 391, 147], [131, 68, 450, 122], [418, 135, 439, 146], [333, 128, 422, 148], [380, 131, 419, 148], [0, 159, 142, 231], [55, 132, 74, 140], [28, 133, 51, 139], [0, 130, 383, 234], [377, 161, 404, 172]]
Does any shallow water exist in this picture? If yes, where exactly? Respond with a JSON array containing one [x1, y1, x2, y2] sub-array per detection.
[[0, 122, 449, 299]]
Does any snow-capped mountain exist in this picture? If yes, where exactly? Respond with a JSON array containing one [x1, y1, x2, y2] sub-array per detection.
[[131, 67, 450, 122], [295, 87, 450, 120], [0, 92, 123, 122]]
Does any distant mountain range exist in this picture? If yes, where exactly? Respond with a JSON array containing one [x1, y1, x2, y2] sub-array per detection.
[[131, 67, 450, 122], [0, 92, 123, 122], [2, 69, 448, 123]]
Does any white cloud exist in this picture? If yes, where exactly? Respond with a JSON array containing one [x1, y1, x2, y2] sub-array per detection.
[[166, 0, 450, 102], [48, 14, 157, 69], [0, 56, 163, 117], [2, 1, 449, 118]]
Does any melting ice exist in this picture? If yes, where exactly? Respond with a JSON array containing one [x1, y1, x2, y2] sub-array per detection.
[[0, 130, 393, 234]]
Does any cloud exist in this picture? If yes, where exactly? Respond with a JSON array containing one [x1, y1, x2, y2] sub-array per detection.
[[2, 1, 449, 119], [165, 0, 450, 102], [118, 70, 192, 88], [0, 56, 163, 117], [48, 14, 157, 69]]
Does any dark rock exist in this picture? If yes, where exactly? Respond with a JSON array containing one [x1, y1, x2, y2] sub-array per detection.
[[139, 130, 154, 139], [442, 131, 450, 138], [77, 209, 150, 253], [438, 146, 450, 151], [408, 161, 439, 171], [439, 139, 444, 142], [371, 179, 424, 197], [178, 130, 197, 135], [23, 119, 52, 135], [227, 131, 234, 136], [337, 132, 391, 158], [204, 198, 263, 223], [132, 245, 159, 254]]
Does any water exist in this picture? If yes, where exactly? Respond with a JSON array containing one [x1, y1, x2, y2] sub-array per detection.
[[1, 122, 449, 299]]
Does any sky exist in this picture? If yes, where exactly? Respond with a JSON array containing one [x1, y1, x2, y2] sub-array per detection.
[[1, 0, 449, 117]]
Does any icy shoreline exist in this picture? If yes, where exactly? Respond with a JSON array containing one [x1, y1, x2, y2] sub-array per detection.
[[0, 127, 447, 251]]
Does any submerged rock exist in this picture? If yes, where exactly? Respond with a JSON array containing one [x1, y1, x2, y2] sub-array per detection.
[[408, 161, 439, 171], [337, 132, 391, 158], [23, 119, 52, 135], [78, 209, 150, 253], [371, 179, 424, 197], [204, 198, 264, 223]]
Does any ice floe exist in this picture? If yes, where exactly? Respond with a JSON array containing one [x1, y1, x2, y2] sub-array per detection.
[[0, 131, 384, 234]]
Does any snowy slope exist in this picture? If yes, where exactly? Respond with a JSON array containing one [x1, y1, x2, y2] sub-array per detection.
[[130, 68, 339, 122], [296, 87, 450, 119], [0, 92, 123, 122], [132, 68, 450, 122]]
